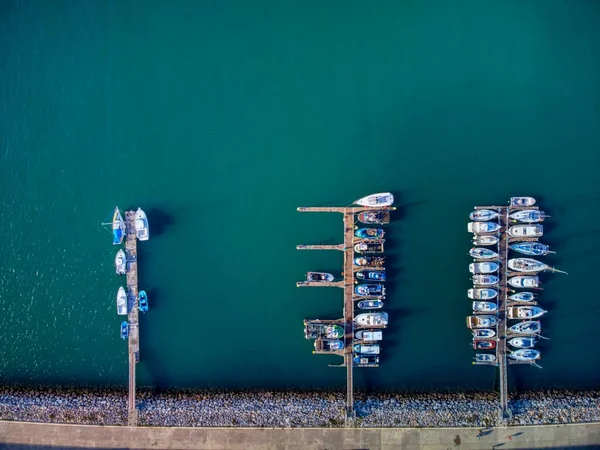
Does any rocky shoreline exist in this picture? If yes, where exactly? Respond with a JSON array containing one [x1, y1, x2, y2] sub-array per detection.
[[1, 386, 599, 428]]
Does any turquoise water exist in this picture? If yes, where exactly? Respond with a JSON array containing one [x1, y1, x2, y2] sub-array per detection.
[[1, 0, 600, 391]]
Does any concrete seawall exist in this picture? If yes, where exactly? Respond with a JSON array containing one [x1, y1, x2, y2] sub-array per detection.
[[2, 421, 600, 449]]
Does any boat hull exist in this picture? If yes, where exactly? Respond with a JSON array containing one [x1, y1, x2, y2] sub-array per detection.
[[508, 258, 547, 273], [469, 262, 500, 274], [508, 276, 539, 288], [466, 315, 498, 329], [510, 197, 536, 207], [135, 208, 150, 241], [468, 222, 501, 234], [507, 306, 546, 319], [472, 301, 498, 313], [115, 249, 126, 275], [470, 248, 499, 259], [307, 272, 334, 282], [510, 242, 551, 256], [356, 270, 386, 281], [355, 228, 385, 239], [355, 312, 388, 328], [508, 320, 541, 335], [354, 193, 394, 207], [353, 256, 385, 268], [357, 300, 384, 309], [358, 211, 390, 225], [468, 289, 498, 300], [472, 275, 499, 286], [473, 235, 499, 246], [507, 225, 543, 238], [116, 287, 127, 315]]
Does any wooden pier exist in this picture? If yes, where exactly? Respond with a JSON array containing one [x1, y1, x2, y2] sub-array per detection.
[[297, 205, 394, 427], [124, 211, 140, 427]]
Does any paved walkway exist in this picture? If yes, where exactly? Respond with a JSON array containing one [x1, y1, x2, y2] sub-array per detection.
[[2, 421, 600, 449]]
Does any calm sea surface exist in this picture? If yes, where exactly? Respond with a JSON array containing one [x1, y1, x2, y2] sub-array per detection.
[[1, 0, 600, 392]]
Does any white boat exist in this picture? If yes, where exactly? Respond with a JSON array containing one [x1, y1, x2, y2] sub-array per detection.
[[354, 192, 394, 207], [510, 210, 548, 223], [135, 208, 149, 241], [472, 275, 499, 286], [355, 312, 388, 328], [355, 330, 383, 341], [473, 329, 496, 338], [473, 235, 499, 246], [469, 210, 498, 221], [508, 320, 541, 335], [115, 249, 126, 275], [116, 286, 127, 315], [508, 276, 540, 288], [472, 301, 498, 313], [510, 242, 553, 256], [508, 258, 567, 274], [508, 292, 536, 303], [470, 248, 499, 259], [510, 197, 536, 207], [509, 349, 541, 361], [508, 337, 537, 349], [466, 315, 498, 329], [507, 224, 543, 238], [468, 288, 498, 300], [507, 306, 547, 319], [353, 343, 380, 355], [468, 222, 500, 234], [474, 354, 496, 363], [469, 262, 499, 274]]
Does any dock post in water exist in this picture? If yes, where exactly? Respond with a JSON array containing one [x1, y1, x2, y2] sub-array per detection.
[[125, 211, 140, 426]]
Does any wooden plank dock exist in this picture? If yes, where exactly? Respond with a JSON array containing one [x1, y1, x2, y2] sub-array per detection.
[[125, 211, 140, 427]]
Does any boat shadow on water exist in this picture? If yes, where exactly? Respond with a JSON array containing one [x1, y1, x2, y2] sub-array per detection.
[[143, 207, 175, 239]]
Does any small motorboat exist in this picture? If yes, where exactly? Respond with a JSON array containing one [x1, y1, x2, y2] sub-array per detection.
[[509, 349, 541, 361], [469, 262, 500, 274], [469, 248, 499, 259], [472, 275, 499, 286], [507, 224, 543, 238], [510, 210, 548, 223], [468, 222, 501, 234], [355, 312, 388, 328], [355, 330, 383, 341], [307, 272, 335, 282], [508, 258, 567, 274], [472, 301, 498, 313], [508, 292, 536, 303], [355, 228, 385, 239], [115, 249, 126, 275], [357, 299, 384, 309], [474, 354, 496, 363], [354, 239, 385, 254], [473, 329, 496, 338], [354, 192, 394, 207], [353, 355, 379, 366], [508, 337, 537, 349], [116, 286, 127, 315], [314, 339, 345, 352], [466, 315, 498, 329], [473, 340, 496, 350], [111, 207, 126, 245], [508, 276, 540, 288], [469, 210, 498, 221], [353, 256, 385, 268], [325, 325, 344, 339], [473, 235, 499, 246], [354, 284, 385, 297], [510, 197, 536, 207], [508, 320, 541, 335], [138, 290, 148, 313], [303, 322, 344, 340], [507, 306, 547, 319], [468, 288, 498, 300], [135, 208, 150, 241], [120, 321, 129, 340], [353, 343, 380, 355], [357, 211, 390, 225], [510, 242, 553, 256], [356, 270, 386, 281]]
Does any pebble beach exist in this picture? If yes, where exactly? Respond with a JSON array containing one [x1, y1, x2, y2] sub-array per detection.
[[1, 386, 599, 428]]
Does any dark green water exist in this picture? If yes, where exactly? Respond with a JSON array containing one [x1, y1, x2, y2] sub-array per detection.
[[1, 0, 600, 392]]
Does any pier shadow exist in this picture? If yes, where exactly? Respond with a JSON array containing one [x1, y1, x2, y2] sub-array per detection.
[[144, 207, 175, 238]]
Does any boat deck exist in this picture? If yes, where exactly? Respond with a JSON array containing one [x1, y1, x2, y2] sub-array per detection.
[[125, 211, 140, 427]]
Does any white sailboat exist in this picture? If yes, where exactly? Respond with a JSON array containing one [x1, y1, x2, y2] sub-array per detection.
[[469, 210, 498, 221], [354, 193, 394, 207], [470, 248, 499, 259], [510, 210, 548, 223], [508, 258, 567, 274], [508, 292, 536, 303], [509, 349, 541, 361], [508, 320, 541, 335]]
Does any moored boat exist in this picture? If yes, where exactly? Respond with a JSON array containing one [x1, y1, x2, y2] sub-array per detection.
[[510, 196, 536, 207], [473, 235, 499, 246], [473, 340, 496, 350], [354, 239, 385, 254], [354, 192, 394, 207], [115, 249, 126, 275], [120, 321, 129, 340], [468, 222, 501, 234], [304, 321, 344, 340], [357, 299, 384, 309], [468, 288, 498, 300], [135, 208, 149, 241], [116, 287, 127, 315], [355, 330, 383, 341], [470, 248, 499, 259], [508, 258, 547, 273], [507, 224, 543, 238], [466, 315, 498, 329], [354, 284, 385, 297], [509, 349, 541, 361], [355, 228, 385, 239], [112, 207, 126, 245], [508, 292, 536, 302], [353, 355, 379, 366], [473, 329, 496, 338], [510, 210, 548, 223], [469, 262, 500, 274], [358, 211, 390, 225], [510, 242, 553, 256], [508, 276, 540, 288], [353, 256, 385, 268], [508, 337, 537, 349], [472, 301, 498, 313], [469, 210, 498, 221], [356, 270, 386, 281], [355, 312, 388, 328], [307, 272, 335, 282], [353, 343, 380, 355], [138, 290, 148, 313], [314, 339, 345, 352], [507, 306, 547, 319], [472, 275, 499, 286], [508, 320, 541, 335], [474, 353, 496, 363]]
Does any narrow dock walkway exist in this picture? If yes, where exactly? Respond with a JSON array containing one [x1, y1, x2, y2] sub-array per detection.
[[125, 211, 139, 427]]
